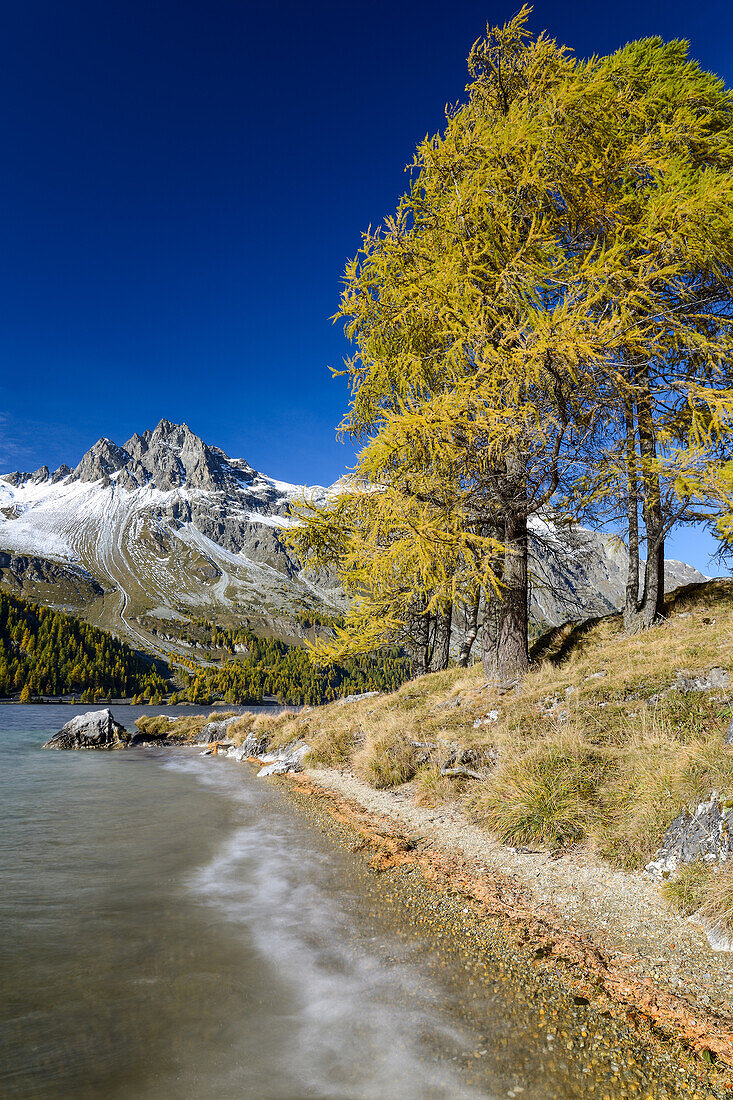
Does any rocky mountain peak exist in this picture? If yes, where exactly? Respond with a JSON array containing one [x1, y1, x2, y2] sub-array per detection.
[[72, 439, 130, 484], [62, 420, 262, 494]]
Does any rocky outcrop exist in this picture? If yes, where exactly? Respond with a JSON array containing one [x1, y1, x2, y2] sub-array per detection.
[[209, 728, 309, 776], [194, 715, 242, 744], [648, 667, 730, 706], [44, 709, 129, 750], [255, 740, 309, 777], [0, 551, 105, 603], [670, 667, 730, 693], [73, 438, 130, 484], [646, 792, 733, 878]]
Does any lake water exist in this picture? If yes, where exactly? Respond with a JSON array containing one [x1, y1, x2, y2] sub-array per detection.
[[0, 705, 699, 1099]]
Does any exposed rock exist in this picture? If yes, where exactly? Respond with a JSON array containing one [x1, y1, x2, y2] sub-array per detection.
[[257, 758, 303, 777], [671, 667, 730, 693], [73, 438, 130, 483], [256, 739, 309, 777], [441, 745, 497, 777], [725, 717, 733, 745], [44, 709, 128, 750], [0, 551, 104, 603], [228, 731, 270, 759], [648, 667, 731, 706], [473, 711, 499, 727], [336, 691, 380, 706], [646, 792, 733, 878], [435, 694, 463, 711], [441, 766, 486, 781], [194, 716, 240, 744]]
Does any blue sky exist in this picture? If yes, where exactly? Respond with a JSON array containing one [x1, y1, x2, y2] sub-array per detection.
[[0, 0, 730, 574]]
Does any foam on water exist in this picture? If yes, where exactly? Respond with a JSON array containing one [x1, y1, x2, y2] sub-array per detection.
[[163, 751, 493, 1099]]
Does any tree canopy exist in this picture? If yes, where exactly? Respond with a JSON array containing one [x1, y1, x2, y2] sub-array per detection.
[[289, 7, 733, 682]]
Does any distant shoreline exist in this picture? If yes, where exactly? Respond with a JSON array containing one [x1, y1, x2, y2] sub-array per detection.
[[0, 698, 283, 707]]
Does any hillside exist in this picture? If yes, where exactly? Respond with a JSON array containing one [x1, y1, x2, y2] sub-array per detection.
[[0, 419, 705, 666], [218, 578, 733, 918], [0, 589, 168, 701], [167, 621, 411, 705], [0, 591, 411, 706]]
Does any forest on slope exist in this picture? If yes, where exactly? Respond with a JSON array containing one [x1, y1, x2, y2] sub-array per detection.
[[168, 623, 411, 706], [0, 591, 410, 705], [0, 589, 168, 701]]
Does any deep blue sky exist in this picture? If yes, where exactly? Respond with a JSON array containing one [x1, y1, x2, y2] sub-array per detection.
[[0, 0, 730, 572]]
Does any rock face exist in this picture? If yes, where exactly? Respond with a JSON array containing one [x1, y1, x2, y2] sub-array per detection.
[[44, 709, 129, 750], [0, 551, 104, 605], [646, 792, 733, 878], [194, 715, 242, 744], [210, 726, 308, 776]]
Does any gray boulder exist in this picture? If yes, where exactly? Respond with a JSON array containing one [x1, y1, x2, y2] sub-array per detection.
[[194, 716, 240, 744], [228, 731, 270, 760], [44, 709, 129, 750], [256, 739, 309, 778], [671, 667, 730, 693], [646, 791, 733, 878], [336, 691, 380, 706]]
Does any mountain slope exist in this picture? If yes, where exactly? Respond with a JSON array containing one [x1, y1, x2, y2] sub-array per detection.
[[0, 420, 342, 657], [0, 419, 707, 659]]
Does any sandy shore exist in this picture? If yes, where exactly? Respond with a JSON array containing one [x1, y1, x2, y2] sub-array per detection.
[[272, 764, 733, 1097]]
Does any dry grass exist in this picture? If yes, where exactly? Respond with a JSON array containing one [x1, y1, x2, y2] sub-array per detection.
[[661, 862, 733, 940], [702, 873, 733, 939], [660, 862, 713, 916], [266, 579, 733, 877], [134, 710, 237, 740], [414, 765, 467, 807], [353, 713, 419, 789], [468, 731, 613, 849]]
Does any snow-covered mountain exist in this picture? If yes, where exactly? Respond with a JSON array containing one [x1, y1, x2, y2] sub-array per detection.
[[0, 418, 706, 659], [0, 420, 343, 656]]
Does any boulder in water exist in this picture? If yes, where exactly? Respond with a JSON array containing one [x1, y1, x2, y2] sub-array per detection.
[[44, 708, 129, 750]]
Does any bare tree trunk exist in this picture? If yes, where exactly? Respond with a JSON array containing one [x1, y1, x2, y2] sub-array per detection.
[[623, 394, 641, 631], [407, 599, 433, 676], [457, 589, 480, 667], [628, 364, 665, 631], [493, 506, 529, 682]]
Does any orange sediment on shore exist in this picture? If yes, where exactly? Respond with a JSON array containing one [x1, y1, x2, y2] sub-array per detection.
[[288, 774, 733, 1079]]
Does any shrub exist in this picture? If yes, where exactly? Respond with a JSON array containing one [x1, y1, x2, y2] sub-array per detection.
[[354, 720, 418, 789], [701, 872, 733, 940], [414, 765, 464, 807], [469, 734, 611, 849], [660, 861, 713, 916]]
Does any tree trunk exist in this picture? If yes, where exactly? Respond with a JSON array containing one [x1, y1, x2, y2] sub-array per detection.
[[430, 603, 452, 672], [623, 394, 641, 631], [457, 589, 480, 667], [408, 599, 433, 676], [493, 507, 529, 682], [627, 364, 665, 632], [482, 456, 529, 684]]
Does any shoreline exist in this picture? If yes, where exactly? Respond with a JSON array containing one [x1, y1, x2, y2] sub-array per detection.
[[270, 764, 733, 1095]]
